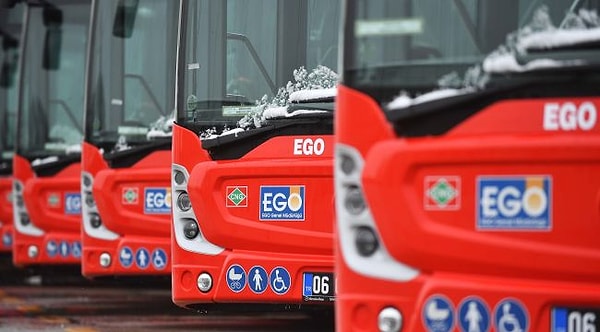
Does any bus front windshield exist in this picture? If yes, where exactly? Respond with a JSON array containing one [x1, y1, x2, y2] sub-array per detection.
[[0, 3, 23, 170], [85, 0, 178, 152], [344, 0, 600, 105], [16, 1, 90, 160], [179, 0, 340, 135]]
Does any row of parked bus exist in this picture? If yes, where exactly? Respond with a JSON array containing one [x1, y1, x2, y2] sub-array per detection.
[[2, 0, 600, 331]]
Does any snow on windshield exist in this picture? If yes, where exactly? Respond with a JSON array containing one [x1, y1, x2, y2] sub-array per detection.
[[146, 111, 175, 140], [201, 66, 338, 139], [387, 6, 600, 111]]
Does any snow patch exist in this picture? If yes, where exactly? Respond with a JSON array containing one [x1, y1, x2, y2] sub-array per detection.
[[388, 89, 468, 110], [66, 144, 81, 154], [289, 88, 337, 103], [32, 156, 59, 166]]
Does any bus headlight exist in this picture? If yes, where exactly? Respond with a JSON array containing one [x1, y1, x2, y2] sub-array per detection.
[[20, 213, 30, 226], [355, 226, 379, 257], [99, 252, 111, 268], [173, 170, 186, 185], [345, 186, 366, 215], [177, 192, 192, 212], [90, 213, 102, 228], [378, 307, 402, 332], [197, 272, 212, 293], [183, 219, 199, 239]]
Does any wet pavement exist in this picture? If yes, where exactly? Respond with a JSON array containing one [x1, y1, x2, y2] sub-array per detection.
[[0, 265, 334, 331]]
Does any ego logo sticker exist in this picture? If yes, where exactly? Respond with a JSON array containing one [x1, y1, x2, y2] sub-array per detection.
[[144, 188, 172, 214], [477, 176, 551, 230], [65, 193, 81, 214], [260, 186, 305, 221]]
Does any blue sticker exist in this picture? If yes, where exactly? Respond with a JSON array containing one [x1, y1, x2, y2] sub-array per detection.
[[59, 241, 70, 257], [458, 297, 490, 332], [46, 240, 58, 257], [2, 231, 12, 247], [494, 298, 528, 332], [423, 295, 455, 332], [226, 264, 247, 293], [259, 186, 305, 221], [151, 248, 168, 270], [144, 188, 172, 214], [65, 193, 82, 215], [71, 241, 82, 258], [269, 267, 291, 295], [119, 247, 133, 268], [135, 247, 150, 269], [477, 176, 551, 230], [249, 265, 268, 294]]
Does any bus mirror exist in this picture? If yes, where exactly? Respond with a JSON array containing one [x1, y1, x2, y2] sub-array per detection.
[[0, 35, 18, 87], [0, 0, 20, 9], [43, 6, 63, 27], [42, 27, 62, 70], [113, 0, 139, 38]]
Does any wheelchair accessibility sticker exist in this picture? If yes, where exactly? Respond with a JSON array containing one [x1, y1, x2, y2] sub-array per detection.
[[423, 295, 454, 332], [226, 264, 247, 293], [269, 267, 291, 295], [71, 241, 81, 258], [152, 248, 167, 270], [493, 298, 528, 332]]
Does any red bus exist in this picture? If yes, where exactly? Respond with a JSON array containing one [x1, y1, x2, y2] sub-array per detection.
[[12, 0, 90, 266], [80, 0, 177, 277], [0, 2, 23, 255], [335, 1, 600, 331], [172, 0, 340, 307]]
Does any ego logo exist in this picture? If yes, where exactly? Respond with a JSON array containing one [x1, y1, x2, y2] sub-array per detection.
[[293, 138, 325, 156], [144, 188, 172, 214], [477, 176, 551, 230], [260, 186, 305, 221], [65, 193, 81, 214], [543, 101, 597, 131]]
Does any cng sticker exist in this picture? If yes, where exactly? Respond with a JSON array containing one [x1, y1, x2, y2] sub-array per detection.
[[122, 187, 139, 205], [144, 188, 171, 214], [425, 176, 460, 210], [226, 186, 248, 207], [260, 186, 305, 221], [477, 176, 551, 230], [423, 295, 455, 332], [48, 193, 60, 207]]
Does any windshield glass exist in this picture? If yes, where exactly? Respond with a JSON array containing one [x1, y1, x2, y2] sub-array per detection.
[[0, 3, 23, 165], [85, 0, 178, 151], [16, 1, 91, 159], [344, 0, 600, 104], [178, 0, 340, 135]]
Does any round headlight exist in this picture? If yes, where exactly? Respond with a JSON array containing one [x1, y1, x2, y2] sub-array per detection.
[[378, 307, 402, 332], [19, 213, 30, 226], [90, 213, 102, 228], [85, 192, 95, 208], [183, 219, 199, 239], [177, 192, 192, 212], [174, 170, 186, 186], [345, 186, 366, 215], [197, 272, 212, 293], [340, 153, 356, 175], [355, 226, 379, 257]]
